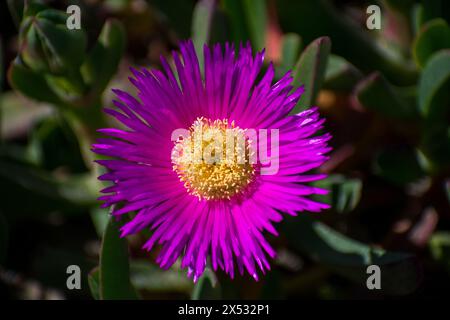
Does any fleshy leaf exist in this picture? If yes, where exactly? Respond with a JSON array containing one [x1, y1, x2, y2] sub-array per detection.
[[222, 0, 267, 50], [99, 216, 139, 300], [413, 19, 450, 68], [191, 0, 216, 69], [81, 19, 126, 97], [429, 232, 450, 274], [354, 72, 417, 119], [88, 267, 100, 300], [276, 33, 302, 79], [7, 58, 65, 106], [242, 0, 267, 51], [191, 268, 221, 300], [283, 215, 422, 295], [323, 54, 362, 91], [418, 49, 450, 120], [313, 174, 362, 214], [292, 37, 331, 112], [130, 260, 193, 293]]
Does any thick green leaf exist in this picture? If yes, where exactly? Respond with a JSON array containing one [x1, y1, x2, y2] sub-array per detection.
[[151, 0, 195, 38], [100, 216, 139, 300], [276, 0, 418, 86], [130, 260, 193, 293], [418, 50, 450, 170], [192, 0, 216, 69], [26, 116, 87, 173], [35, 10, 87, 70], [191, 268, 221, 300], [18, 9, 87, 77], [222, 0, 250, 45], [292, 37, 331, 112], [418, 49, 450, 120], [429, 232, 450, 274], [354, 72, 417, 119], [88, 267, 100, 300], [242, 0, 267, 51], [0, 156, 97, 217], [8, 59, 65, 106], [81, 19, 125, 96], [313, 174, 362, 213], [413, 19, 450, 68], [323, 54, 362, 91], [222, 0, 267, 50], [283, 216, 422, 295], [90, 207, 110, 238], [276, 33, 302, 79]]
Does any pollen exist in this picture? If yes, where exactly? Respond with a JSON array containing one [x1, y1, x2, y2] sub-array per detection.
[[172, 117, 256, 200]]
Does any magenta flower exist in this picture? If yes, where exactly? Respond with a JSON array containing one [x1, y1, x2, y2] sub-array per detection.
[[93, 41, 331, 281]]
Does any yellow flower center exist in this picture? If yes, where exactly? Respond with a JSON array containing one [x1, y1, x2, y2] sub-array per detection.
[[172, 117, 255, 200]]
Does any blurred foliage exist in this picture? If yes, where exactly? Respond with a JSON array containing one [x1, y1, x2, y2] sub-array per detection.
[[0, 0, 449, 300]]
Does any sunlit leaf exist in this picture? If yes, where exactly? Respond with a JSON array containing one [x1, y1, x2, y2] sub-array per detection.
[[292, 37, 331, 112], [314, 174, 362, 213], [191, 0, 216, 71], [88, 267, 100, 300], [100, 216, 139, 300], [130, 260, 193, 293], [418, 49, 450, 120], [191, 268, 221, 300]]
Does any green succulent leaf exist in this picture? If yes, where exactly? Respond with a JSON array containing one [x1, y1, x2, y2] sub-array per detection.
[[418, 49, 450, 120], [323, 54, 362, 91], [222, 0, 267, 50], [276, 33, 302, 79], [354, 72, 417, 119], [192, 0, 216, 69], [20, 9, 87, 75], [81, 19, 125, 97], [275, 0, 418, 86], [191, 268, 221, 300], [313, 174, 362, 214], [88, 267, 101, 300], [8, 58, 65, 106], [292, 36, 331, 112], [413, 19, 450, 68], [429, 232, 450, 274], [242, 0, 267, 51], [0, 154, 96, 218], [130, 260, 193, 293], [283, 215, 422, 295], [99, 216, 139, 300], [90, 207, 110, 238]]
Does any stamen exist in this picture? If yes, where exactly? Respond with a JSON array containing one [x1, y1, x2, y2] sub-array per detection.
[[172, 118, 256, 200]]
